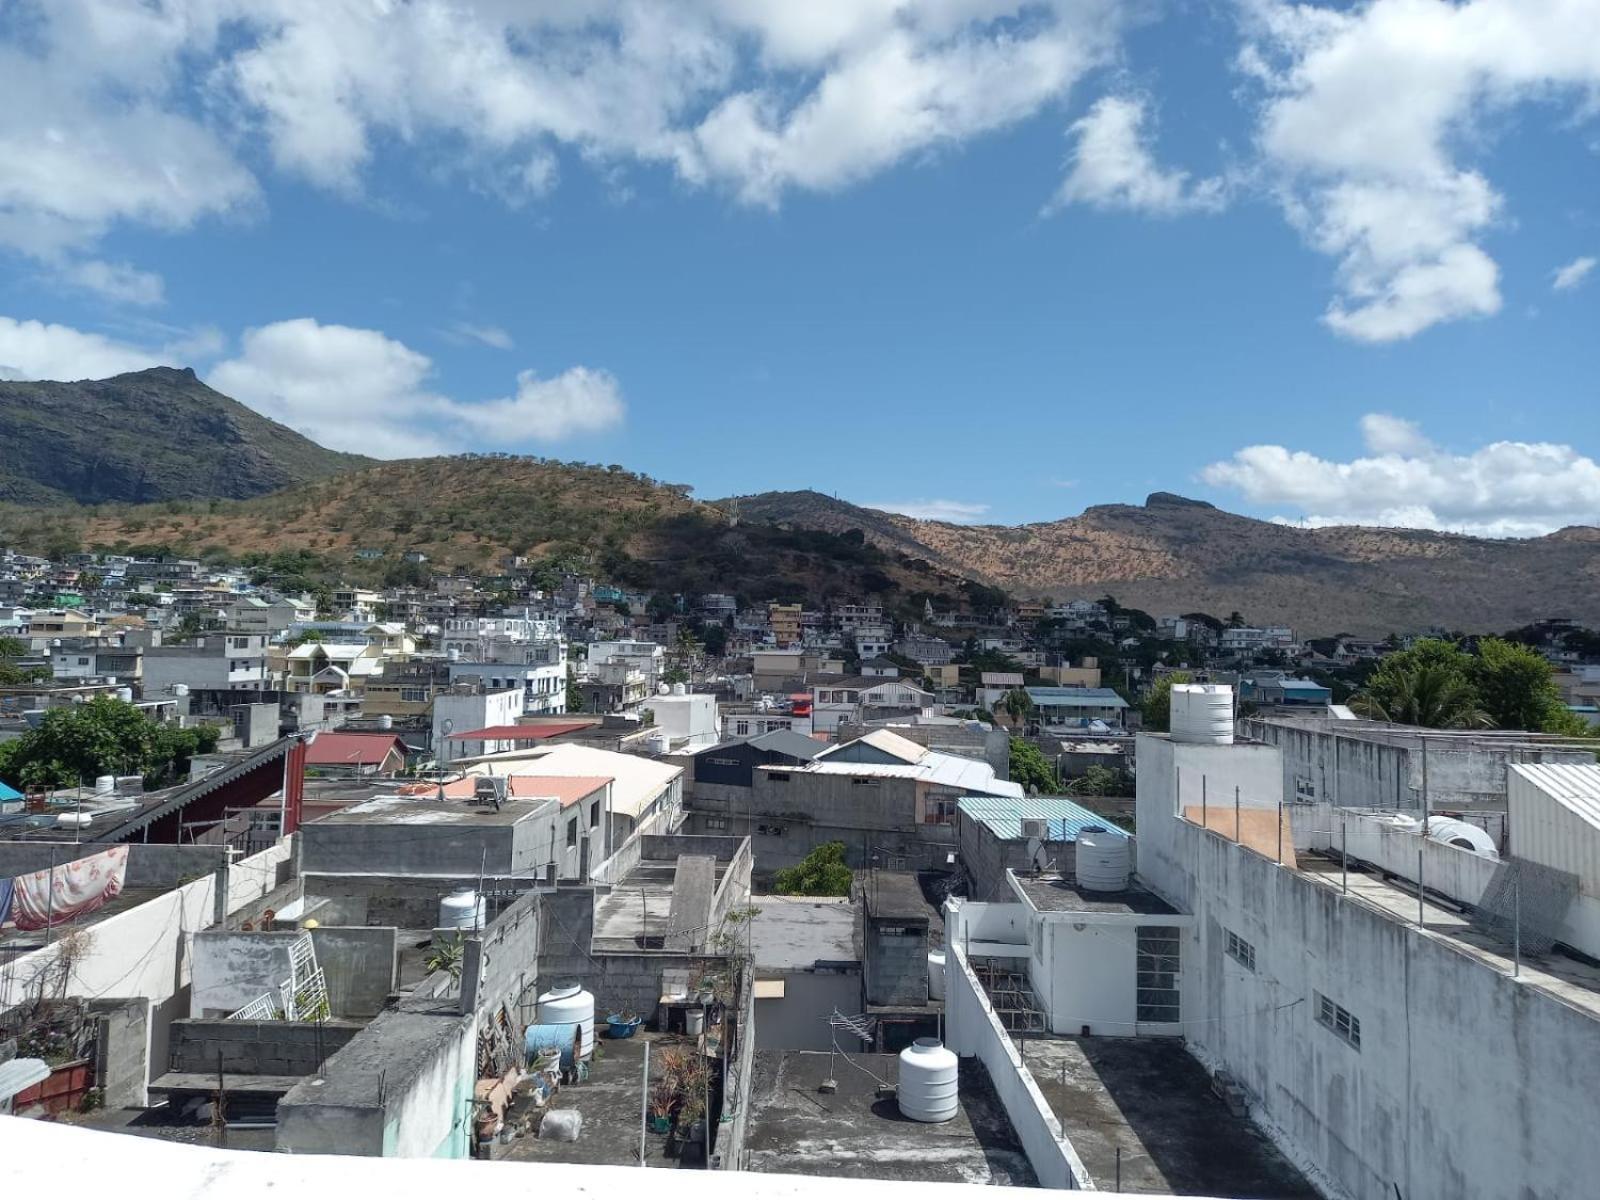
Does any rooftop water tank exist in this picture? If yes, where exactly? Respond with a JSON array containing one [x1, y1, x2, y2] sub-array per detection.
[[928, 948, 946, 1001], [115, 687, 134, 703], [672, 682, 687, 696], [646, 730, 670, 755], [1077, 826, 1132, 892], [172, 683, 189, 696], [1425, 816, 1498, 858], [95, 774, 116, 795], [537, 983, 595, 1061], [897, 1038, 958, 1123], [378, 714, 393, 730], [1170, 684, 1234, 745], [437, 890, 484, 931]]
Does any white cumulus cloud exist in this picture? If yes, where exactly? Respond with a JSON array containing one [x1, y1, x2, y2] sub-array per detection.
[[1046, 95, 1227, 217], [1202, 414, 1600, 538], [867, 499, 992, 524], [1240, 0, 1600, 342], [208, 317, 624, 457], [0, 317, 170, 380], [1553, 255, 1596, 292]]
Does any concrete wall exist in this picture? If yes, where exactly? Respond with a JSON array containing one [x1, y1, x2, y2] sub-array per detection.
[[191, 928, 395, 1018], [1295, 802, 1499, 909], [227, 838, 296, 913], [864, 919, 928, 1007], [167, 1017, 362, 1075], [302, 873, 541, 928], [0, 841, 223, 890], [311, 927, 398, 1018], [957, 815, 1078, 901], [89, 997, 150, 1109], [460, 890, 540, 1022], [685, 809, 957, 876], [1137, 735, 1600, 1200], [299, 806, 559, 877], [754, 970, 863, 1050], [945, 942, 1090, 1189]]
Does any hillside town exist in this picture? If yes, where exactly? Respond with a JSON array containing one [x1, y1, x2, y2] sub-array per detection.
[[4, 541, 1600, 1200]]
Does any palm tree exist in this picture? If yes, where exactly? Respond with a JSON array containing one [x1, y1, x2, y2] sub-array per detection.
[[1001, 688, 1034, 731], [1350, 661, 1492, 729]]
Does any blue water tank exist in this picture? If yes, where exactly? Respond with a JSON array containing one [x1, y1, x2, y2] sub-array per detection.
[[525, 1023, 583, 1067]]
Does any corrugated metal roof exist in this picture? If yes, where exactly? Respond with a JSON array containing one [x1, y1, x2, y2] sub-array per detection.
[[1024, 687, 1128, 709], [957, 795, 1130, 842], [1511, 763, 1600, 833]]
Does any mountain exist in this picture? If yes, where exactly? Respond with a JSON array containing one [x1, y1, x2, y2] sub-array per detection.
[[722, 490, 1600, 636], [0, 367, 369, 505], [0, 457, 972, 612]]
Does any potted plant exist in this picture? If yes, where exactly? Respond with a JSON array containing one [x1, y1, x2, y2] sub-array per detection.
[[648, 1085, 673, 1134]]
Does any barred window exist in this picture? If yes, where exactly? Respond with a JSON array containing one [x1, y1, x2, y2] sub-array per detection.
[[1316, 992, 1361, 1049], [1226, 929, 1256, 972]]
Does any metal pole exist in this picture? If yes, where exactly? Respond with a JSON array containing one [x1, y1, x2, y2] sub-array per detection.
[[1421, 739, 1429, 824], [1201, 773, 1206, 828], [1341, 817, 1348, 894], [1417, 849, 1425, 926], [1116, 1146, 1122, 1192], [639, 1039, 650, 1167], [1235, 786, 1241, 843], [704, 1033, 712, 1169], [44, 845, 57, 946], [476, 847, 486, 934], [1277, 799, 1283, 865], [1512, 874, 1522, 979]]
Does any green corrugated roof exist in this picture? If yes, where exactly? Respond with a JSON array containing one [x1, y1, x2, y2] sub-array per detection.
[[957, 796, 1130, 842]]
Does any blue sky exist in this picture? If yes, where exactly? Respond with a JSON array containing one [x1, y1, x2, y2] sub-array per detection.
[[1, 1, 1597, 536]]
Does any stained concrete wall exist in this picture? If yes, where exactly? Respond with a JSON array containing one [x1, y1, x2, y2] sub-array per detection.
[[957, 815, 1079, 901], [0, 841, 223, 889], [945, 942, 1089, 1189], [1137, 733, 1600, 1200], [299, 805, 560, 877], [684, 809, 957, 876], [191, 928, 395, 1019], [302, 873, 541, 928], [168, 1017, 362, 1075], [754, 970, 863, 1051], [864, 920, 929, 1008], [89, 997, 150, 1109]]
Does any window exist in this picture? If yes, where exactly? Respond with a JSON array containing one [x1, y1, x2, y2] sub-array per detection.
[[734, 721, 750, 736], [705, 816, 728, 831], [1316, 993, 1361, 1049], [1226, 929, 1256, 972], [770, 773, 789, 783], [401, 687, 428, 703], [926, 797, 957, 825], [1294, 775, 1317, 803], [566, 817, 578, 848], [1136, 926, 1182, 1024], [589, 802, 600, 829], [852, 777, 875, 787]]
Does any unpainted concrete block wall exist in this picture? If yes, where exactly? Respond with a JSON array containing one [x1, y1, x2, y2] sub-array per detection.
[[0, 841, 223, 889], [865, 922, 931, 1007], [310, 927, 397, 1018], [168, 1018, 362, 1075]]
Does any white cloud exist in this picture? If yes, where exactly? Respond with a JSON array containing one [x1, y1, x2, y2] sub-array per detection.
[[0, 0, 1130, 274], [1046, 96, 1227, 217], [1240, 0, 1600, 342], [443, 323, 516, 351], [58, 260, 166, 307], [867, 498, 992, 524], [1202, 413, 1600, 537], [208, 317, 624, 457], [0, 317, 169, 381], [1553, 255, 1596, 292]]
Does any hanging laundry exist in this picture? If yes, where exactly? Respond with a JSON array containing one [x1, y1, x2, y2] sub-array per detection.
[[10, 845, 129, 932]]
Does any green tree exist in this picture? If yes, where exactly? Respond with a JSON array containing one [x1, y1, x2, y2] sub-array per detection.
[[0, 697, 219, 789], [1009, 738, 1058, 794], [1471, 637, 1575, 732], [1351, 640, 1490, 728], [1066, 764, 1120, 797], [771, 842, 853, 896], [1000, 688, 1033, 730], [0, 637, 49, 687], [1140, 671, 1191, 732]]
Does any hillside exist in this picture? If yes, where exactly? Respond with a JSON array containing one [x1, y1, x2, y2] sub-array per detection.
[[0, 367, 368, 505], [723, 490, 1600, 636], [0, 458, 973, 611]]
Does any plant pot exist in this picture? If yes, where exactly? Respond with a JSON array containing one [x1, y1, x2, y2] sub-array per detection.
[[650, 1115, 671, 1133]]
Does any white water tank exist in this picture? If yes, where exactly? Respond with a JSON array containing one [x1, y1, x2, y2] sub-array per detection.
[[172, 683, 189, 697], [646, 730, 670, 755], [537, 983, 596, 1061], [672, 682, 687, 696], [115, 687, 134, 703], [928, 949, 946, 1001], [378, 714, 393, 730], [95, 774, 116, 795], [1170, 684, 1234, 745], [897, 1038, 958, 1123], [1077, 826, 1132, 892], [1425, 816, 1498, 858], [438, 889, 485, 930]]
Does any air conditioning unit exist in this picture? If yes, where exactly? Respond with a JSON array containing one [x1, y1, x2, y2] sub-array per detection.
[[1020, 818, 1049, 840]]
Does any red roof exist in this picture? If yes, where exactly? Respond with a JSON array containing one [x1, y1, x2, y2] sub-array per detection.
[[447, 722, 590, 742], [305, 731, 409, 766]]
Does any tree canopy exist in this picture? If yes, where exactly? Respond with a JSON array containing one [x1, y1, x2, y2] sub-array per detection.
[[1351, 637, 1584, 733], [1140, 672, 1192, 732], [771, 841, 853, 896], [1010, 738, 1058, 794], [0, 697, 221, 790]]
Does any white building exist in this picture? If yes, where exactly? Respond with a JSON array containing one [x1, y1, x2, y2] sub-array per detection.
[[433, 686, 523, 763], [447, 660, 566, 717], [142, 633, 270, 695], [586, 639, 664, 692], [640, 690, 719, 750]]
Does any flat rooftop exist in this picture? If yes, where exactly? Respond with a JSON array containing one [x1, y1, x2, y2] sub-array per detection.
[[1010, 873, 1177, 915], [592, 857, 734, 951], [1297, 852, 1600, 1021], [864, 871, 934, 923], [750, 895, 858, 971], [1025, 1036, 1316, 1197], [313, 793, 555, 827], [744, 1049, 1035, 1186]]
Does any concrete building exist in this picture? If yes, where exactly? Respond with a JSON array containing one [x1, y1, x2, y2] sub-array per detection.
[[303, 730, 410, 777], [768, 602, 802, 647], [1024, 686, 1128, 730], [141, 633, 269, 695], [639, 689, 718, 750], [1128, 698, 1600, 1200], [282, 640, 384, 694], [586, 639, 664, 693], [749, 895, 861, 1051], [433, 685, 523, 764], [810, 675, 934, 734], [225, 595, 315, 635], [686, 729, 825, 811], [447, 659, 567, 717], [955, 797, 1132, 901]]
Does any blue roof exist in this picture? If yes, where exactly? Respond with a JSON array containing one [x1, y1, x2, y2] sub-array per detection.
[[0, 780, 22, 803], [1024, 686, 1128, 709], [1281, 679, 1331, 694], [957, 796, 1131, 842]]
